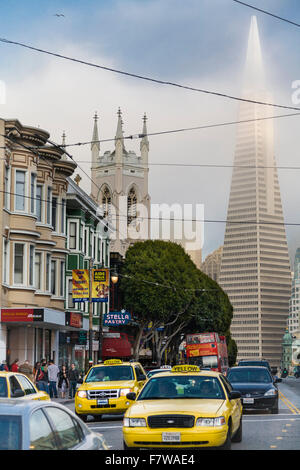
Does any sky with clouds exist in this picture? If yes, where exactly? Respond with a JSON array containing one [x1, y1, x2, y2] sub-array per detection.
[[1, 0, 300, 262]]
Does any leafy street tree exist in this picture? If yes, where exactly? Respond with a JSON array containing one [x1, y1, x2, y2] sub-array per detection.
[[120, 240, 236, 366]]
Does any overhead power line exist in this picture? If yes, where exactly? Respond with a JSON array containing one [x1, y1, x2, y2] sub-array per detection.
[[0, 36, 300, 112], [43, 112, 299, 150], [232, 0, 300, 28]]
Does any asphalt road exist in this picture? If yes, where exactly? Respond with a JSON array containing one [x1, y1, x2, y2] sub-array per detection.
[[63, 377, 300, 451]]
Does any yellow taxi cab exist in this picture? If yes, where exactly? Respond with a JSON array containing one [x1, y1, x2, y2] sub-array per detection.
[[75, 359, 147, 422], [123, 364, 242, 450], [0, 371, 50, 401]]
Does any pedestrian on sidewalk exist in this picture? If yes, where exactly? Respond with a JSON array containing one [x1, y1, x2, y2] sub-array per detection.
[[10, 359, 19, 372], [58, 365, 69, 399], [47, 360, 60, 398], [0, 360, 9, 371], [68, 363, 79, 398], [35, 361, 49, 394]]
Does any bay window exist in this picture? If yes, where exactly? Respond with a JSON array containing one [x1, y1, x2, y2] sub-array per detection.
[[35, 252, 42, 290], [15, 170, 26, 212], [14, 243, 24, 284]]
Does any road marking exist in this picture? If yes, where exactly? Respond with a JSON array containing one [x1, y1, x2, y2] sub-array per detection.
[[278, 391, 300, 415]]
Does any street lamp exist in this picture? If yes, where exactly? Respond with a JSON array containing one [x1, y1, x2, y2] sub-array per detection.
[[98, 269, 119, 363], [111, 271, 119, 284]]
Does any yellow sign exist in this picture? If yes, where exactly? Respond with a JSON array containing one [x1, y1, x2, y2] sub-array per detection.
[[104, 359, 123, 365], [172, 365, 200, 373], [92, 268, 109, 302], [72, 269, 89, 302]]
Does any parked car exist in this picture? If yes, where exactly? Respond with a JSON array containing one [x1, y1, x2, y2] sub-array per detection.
[[0, 399, 108, 450], [227, 366, 281, 414], [0, 371, 49, 401]]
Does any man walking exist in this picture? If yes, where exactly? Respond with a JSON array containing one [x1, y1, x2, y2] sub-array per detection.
[[47, 360, 59, 398], [68, 363, 79, 399]]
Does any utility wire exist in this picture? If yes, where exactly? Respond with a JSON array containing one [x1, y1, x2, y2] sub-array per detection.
[[31, 112, 298, 150], [232, 0, 300, 28], [0, 36, 300, 112]]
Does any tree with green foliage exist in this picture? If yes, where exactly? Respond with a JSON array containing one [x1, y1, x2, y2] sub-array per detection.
[[120, 240, 236, 366]]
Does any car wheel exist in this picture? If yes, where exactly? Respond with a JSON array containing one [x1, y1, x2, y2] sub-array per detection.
[[232, 417, 242, 443], [220, 422, 232, 450]]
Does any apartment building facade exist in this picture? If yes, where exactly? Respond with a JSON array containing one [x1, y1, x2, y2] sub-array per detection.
[[0, 118, 87, 368]]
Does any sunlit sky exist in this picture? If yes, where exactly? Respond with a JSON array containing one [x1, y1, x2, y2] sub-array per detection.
[[1, 0, 300, 262]]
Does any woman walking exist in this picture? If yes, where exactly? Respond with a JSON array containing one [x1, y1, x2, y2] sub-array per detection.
[[58, 365, 69, 399]]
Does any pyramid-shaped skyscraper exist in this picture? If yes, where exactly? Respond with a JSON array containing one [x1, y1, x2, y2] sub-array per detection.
[[219, 17, 291, 367]]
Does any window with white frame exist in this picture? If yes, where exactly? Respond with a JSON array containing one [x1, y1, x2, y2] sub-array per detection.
[[51, 259, 57, 295], [29, 245, 35, 287], [36, 185, 43, 223], [61, 199, 66, 234], [14, 243, 25, 284], [4, 165, 10, 210], [46, 187, 52, 225], [60, 260, 65, 297], [15, 170, 26, 212], [52, 197, 57, 232], [3, 238, 9, 284], [69, 221, 77, 250], [45, 253, 51, 292], [35, 252, 42, 290], [68, 278, 75, 309], [30, 173, 36, 215]]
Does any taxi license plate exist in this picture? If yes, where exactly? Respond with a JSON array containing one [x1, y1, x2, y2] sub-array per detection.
[[243, 398, 254, 404], [97, 399, 109, 406], [162, 432, 181, 442]]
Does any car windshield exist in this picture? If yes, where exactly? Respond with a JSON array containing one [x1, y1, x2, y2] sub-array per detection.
[[228, 369, 271, 384], [0, 378, 8, 397], [86, 366, 134, 382], [137, 376, 225, 400], [0, 415, 22, 450]]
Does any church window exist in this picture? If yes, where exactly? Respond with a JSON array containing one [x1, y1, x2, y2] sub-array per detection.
[[102, 186, 111, 218], [127, 187, 137, 226]]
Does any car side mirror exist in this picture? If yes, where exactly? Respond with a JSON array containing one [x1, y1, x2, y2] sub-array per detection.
[[126, 392, 137, 401], [12, 389, 25, 398], [229, 391, 241, 400]]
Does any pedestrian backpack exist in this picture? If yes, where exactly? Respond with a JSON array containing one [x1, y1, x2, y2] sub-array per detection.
[[37, 369, 44, 381]]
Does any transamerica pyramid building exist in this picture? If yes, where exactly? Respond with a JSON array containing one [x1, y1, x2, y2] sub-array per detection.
[[219, 17, 291, 367]]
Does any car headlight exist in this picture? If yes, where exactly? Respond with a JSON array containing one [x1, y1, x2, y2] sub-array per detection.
[[196, 416, 226, 427], [119, 388, 133, 397], [123, 417, 147, 427], [77, 390, 87, 398], [264, 388, 277, 396]]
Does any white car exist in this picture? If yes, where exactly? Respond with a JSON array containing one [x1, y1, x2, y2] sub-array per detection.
[[0, 398, 108, 450]]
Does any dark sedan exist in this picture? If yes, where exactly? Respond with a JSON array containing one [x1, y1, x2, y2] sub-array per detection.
[[227, 366, 281, 414]]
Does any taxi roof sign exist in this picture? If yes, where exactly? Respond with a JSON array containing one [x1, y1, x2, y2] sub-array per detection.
[[172, 365, 200, 373], [103, 359, 123, 365]]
